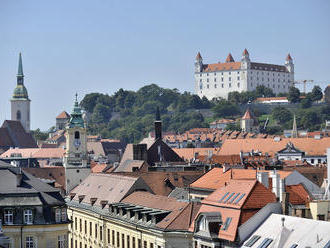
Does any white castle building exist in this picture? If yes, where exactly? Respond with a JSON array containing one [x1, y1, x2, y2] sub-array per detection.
[[194, 49, 294, 100]]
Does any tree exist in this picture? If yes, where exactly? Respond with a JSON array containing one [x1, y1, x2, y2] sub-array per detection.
[[300, 94, 312, 108], [255, 85, 275, 97], [31, 128, 48, 141], [80, 93, 101, 112], [272, 106, 292, 124], [288, 86, 301, 103], [310, 85, 323, 102], [212, 100, 240, 118], [91, 103, 111, 124], [301, 111, 320, 130]]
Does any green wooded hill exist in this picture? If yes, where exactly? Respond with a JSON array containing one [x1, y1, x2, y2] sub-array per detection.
[[79, 84, 329, 143]]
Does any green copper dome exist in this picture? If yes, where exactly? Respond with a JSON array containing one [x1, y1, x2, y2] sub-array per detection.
[[69, 94, 85, 128], [13, 85, 29, 99], [12, 53, 29, 100]]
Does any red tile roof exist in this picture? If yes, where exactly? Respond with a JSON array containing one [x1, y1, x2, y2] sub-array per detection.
[[56, 111, 70, 119], [286, 53, 293, 61], [242, 109, 253, 120], [242, 48, 249, 56], [122, 191, 201, 231], [0, 147, 65, 159], [202, 62, 241, 72], [286, 184, 311, 205], [219, 137, 330, 157]]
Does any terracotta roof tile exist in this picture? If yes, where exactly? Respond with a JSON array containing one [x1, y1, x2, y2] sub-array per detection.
[[286, 184, 311, 205], [203, 62, 241, 72], [56, 111, 70, 119], [219, 137, 330, 157], [242, 109, 253, 119], [225, 53, 235, 62]]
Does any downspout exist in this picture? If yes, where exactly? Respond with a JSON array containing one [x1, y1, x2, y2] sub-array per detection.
[[20, 225, 23, 248]]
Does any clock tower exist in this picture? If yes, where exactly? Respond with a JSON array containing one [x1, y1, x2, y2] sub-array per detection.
[[63, 94, 90, 193]]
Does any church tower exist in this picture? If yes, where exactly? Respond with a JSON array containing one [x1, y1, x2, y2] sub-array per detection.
[[63, 94, 90, 193], [11, 53, 31, 132], [64, 94, 88, 167]]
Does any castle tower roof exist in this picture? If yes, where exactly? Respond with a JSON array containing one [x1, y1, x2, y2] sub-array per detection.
[[225, 53, 235, 63], [242, 48, 249, 56], [196, 52, 202, 60], [286, 53, 293, 61]]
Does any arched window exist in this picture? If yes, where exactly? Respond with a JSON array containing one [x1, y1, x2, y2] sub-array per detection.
[[74, 131, 80, 139], [16, 110, 21, 120]]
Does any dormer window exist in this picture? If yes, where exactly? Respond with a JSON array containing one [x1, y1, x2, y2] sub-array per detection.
[[24, 209, 33, 224], [199, 216, 207, 231], [61, 208, 67, 221]]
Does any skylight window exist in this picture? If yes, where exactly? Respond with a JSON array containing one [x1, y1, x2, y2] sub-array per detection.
[[245, 235, 261, 247], [223, 193, 235, 203], [289, 244, 298, 248], [229, 193, 240, 203], [234, 193, 246, 204], [221, 217, 232, 230], [257, 238, 273, 248], [218, 192, 229, 202]]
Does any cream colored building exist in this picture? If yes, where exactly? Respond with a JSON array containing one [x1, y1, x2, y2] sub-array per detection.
[[0, 164, 69, 248], [66, 173, 200, 248]]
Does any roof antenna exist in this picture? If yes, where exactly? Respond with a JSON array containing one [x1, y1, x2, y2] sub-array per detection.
[[281, 217, 285, 227]]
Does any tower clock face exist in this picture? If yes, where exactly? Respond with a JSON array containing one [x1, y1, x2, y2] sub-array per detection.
[[74, 139, 81, 148]]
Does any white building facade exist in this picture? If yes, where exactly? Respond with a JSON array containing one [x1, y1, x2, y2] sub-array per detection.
[[194, 49, 294, 100]]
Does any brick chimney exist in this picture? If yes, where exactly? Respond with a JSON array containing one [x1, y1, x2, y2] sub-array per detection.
[[155, 107, 162, 140]]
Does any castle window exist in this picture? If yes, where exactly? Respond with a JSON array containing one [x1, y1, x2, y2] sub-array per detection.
[[207, 78, 209, 82], [207, 84, 209, 89], [199, 79, 202, 83], [221, 84, 224, 88], [237, 83, 240, 88], [214, 84, 217, 88], [221, 78, 224, 82], [214, 78, 216, 82], [16, 110, 21, 120], [229, 77, 231, 81], [75, 131, 80, 139], [207, 73, 209, 76], [214, 72, 216, 76], [229, 83, 232, 88], [237, 76, 240, 80], [200, 83, 203, 90], [229, 72, 231, 75]]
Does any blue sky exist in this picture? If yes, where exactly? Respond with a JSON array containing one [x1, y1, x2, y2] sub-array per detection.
[[0, 0, 329, 130]]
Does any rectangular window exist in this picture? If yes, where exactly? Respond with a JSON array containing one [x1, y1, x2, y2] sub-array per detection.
[[90, 222, 92, 236], [207, 84, 209, 89], [25, 236, 34, 248], [112, 230, 115, 245], [133, 237, 136, 248], [100, 226, 103, 241], [221, 77, 224, 82], [214, 84, 217, 88], [229, 72, 231, 75], [4, 209, 13, 224], [257, 238, 273, 248], [84, 221, 87, 234], [214, 78, 216, 82], [237, 83, 240, 88], [61, 208, 67, 221], [229, 77, 231, 81], [24, 209, 33, 224], [55, 208, 61, 223], [150, 243, 154, 248], [237, 76, 240, 80], [117, 232, 120, 247], [144, 241, 147, 248], [107, 228, 110, 244], [221, 84, 224, 88], [138, 239, 142, 248], [229, 83, 232, 88], [58, 235, 66, 248], [122, 233, 125, 248], [75, 217, 77, 230], [127, 235, 130, 248], [199, 79, 202, 83], [79, 219, 82, 232], [95, 224, 98, 238], [206, 78, 209, 82]]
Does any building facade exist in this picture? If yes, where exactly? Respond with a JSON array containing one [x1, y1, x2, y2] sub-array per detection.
[[194, 49, 294, 100], [11, 53, 31, 132], [0, 164, 69, 248]]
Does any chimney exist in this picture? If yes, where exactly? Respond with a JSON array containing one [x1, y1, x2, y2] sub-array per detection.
[[279, 179, 285, 202], [282, 192, 290, 215], [155, 107, 162, 140], [271, 171, 280, 197], [16, 168, 23, 187], [257, 171, 269, 188]]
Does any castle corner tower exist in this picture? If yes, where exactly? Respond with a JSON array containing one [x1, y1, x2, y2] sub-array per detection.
[[11, 53, 31, 132]]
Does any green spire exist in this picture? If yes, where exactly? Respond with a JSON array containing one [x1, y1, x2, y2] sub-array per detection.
[[12, 53, 29, 100], [69, 93, 85, 128], [17, 52, 24, 77]]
